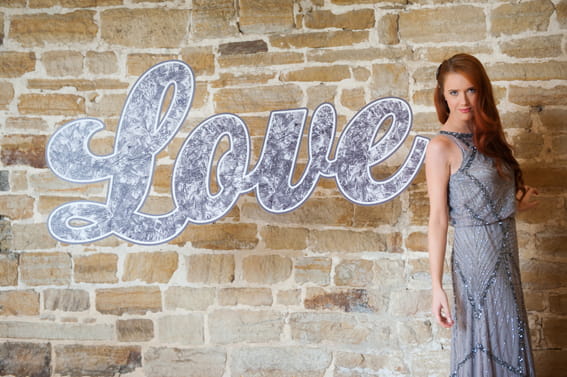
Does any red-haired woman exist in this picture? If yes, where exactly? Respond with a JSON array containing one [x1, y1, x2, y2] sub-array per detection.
[[425, 53, 538, 376]]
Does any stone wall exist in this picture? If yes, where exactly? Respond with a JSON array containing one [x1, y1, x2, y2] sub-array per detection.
[[0, 0, 566, 376]]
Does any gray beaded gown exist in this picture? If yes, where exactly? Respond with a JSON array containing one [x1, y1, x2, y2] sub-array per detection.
[[441, 131, 536, 377]]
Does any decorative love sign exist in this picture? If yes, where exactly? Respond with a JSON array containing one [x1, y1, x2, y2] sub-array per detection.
[[46, 60, 429, 245]]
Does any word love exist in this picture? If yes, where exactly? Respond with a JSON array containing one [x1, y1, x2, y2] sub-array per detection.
[[47, 60, 428, 245]]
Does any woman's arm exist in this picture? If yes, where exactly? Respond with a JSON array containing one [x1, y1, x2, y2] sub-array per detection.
[[425, 137, 454, 328]]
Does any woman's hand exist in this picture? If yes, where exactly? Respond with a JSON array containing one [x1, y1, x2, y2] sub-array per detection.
[[517, 185, 539, 211], [432, 287, 454, 328]]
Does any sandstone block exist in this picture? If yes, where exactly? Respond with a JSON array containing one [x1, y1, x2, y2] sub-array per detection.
[[11, 223, 57, 251], [180, 47, 215, 76], [295, 256, 331, 285], [144, 347, 226, 377], [87, 93, 126, 118], [0, 53, 33, 79], [282, 65, 351, 82], [117, 318, 154, 342], [165, 286, 215, 311], [501, 35, 563, 58], [261, 225, 308, 250], [0, 321, 113, 341], [406, 231, 428, 252], [0, 253, 18, 286], [158, 314, 204, 344], [521, 259, 567, 290], [277, 289, 301, 306], [306, 83, 338, 110], [126, 53, 178, 76], [371, 63, 409, 99], [409, 187, 429, 226], [307, 46, 410, 63], [377, 13, 399, 45], [397, 319, 433, 345], [375, 259, 406, 288], [0, 81, 14, 109], [186, 254, 235, 284], [512, 132, 544, 160], [242, 254, 293, 284], [341, 87, 366, 111], [290, 312, 395, 347], [123, 251, 178, 283], [239, 0, 294, 34], [214, 84, 303, 113], [44, 288, 89, 312], [353, 199, 402, 227], [389, 290, 431, 316], [533, 350, 567, 376], [209, 309, 284, 344], [409, 350, 450, 377], [212, 72, 275, 89], [271, 30, 368, 49], [101, 8, 189, 48], [509, 85, 567, 106], [0, 195, 34, 219], [0, 342, 51, 377], [19, 93, 85, 116], [559, 0, 567, 28], [74, 253, 118, 283], [334, 351, 409, 377], [218, 51, 303, 68], [96, 286, 162, 315], [304, 287, 387, 313], [218, 287, 273, 306], [29, 0, 122, 6], [191, 0, 238, 39], [242, 197, 353, 226], [219, 40, 268, 56], [176, 223, 258, 249], [0, 134, 47, 168], [335, 259, 373, 287], [231, 346, 331, 377], [399, 6, 485, 43], [309, 229, 389, 253], [549, 293, 567, 314], [305, 9, 375, 30], [491, 0, 554, 36], [488, 61, 567, 82], [20, 252, 71, 286], [5, 117, 45, 130], [10, 11, 97, 46], [54, 344, 141, 376], [42, 50, 83, 77], [86, 51, 118, 74], [536, 233, 567, 259], [538, 108, 566, 132], [0, 290, 39, 316]]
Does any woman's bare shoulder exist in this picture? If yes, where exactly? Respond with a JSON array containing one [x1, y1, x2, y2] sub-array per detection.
[[426, 134, 456, 158]]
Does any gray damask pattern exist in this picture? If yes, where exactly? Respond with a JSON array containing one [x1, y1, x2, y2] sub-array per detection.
[[46, 60, 428, 245]]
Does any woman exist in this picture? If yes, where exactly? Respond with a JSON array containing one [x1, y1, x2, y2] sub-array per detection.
[[425, 53, 539, 376]]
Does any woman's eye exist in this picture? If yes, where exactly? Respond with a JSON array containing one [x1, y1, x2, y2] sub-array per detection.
[[449, 90, 457, 96], [467, 88, 476, 93]]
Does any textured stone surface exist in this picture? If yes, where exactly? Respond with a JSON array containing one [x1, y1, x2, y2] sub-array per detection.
[[218, 288, 273, 306], [54, 344, 142, 376], [74, 253, 118, 283], [209, 310, 284, 344], [239, 0, 294, 34], [158, 314, 203, 344], [144, 347, 226, 377], [186, 254, 235, 284], [0, 342, 51, 377], [101, 8, 189, 48], [123, 251, 178, 283], [96, 287, 162, 315], [19, 252, 71, 286], [44, 289, 89, 312], [0, 135, 47, 168], [9, 11, 97, 46], [231, 346, 332, 377], [0, 290, 39, 316], [117, 319, 154, 342], [242, 254, 293, 283]]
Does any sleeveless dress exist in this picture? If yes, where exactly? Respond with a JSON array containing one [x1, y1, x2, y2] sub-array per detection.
[[441, 131, 536, 377]]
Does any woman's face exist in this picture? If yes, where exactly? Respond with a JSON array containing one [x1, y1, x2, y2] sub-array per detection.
[[442, 72, 477, 125]]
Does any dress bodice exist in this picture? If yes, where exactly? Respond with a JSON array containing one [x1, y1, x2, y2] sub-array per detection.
[[441, 131, 516, 227]]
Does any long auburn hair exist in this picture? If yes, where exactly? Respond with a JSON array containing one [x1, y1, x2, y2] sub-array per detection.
[[434, 53, 525, 197]]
